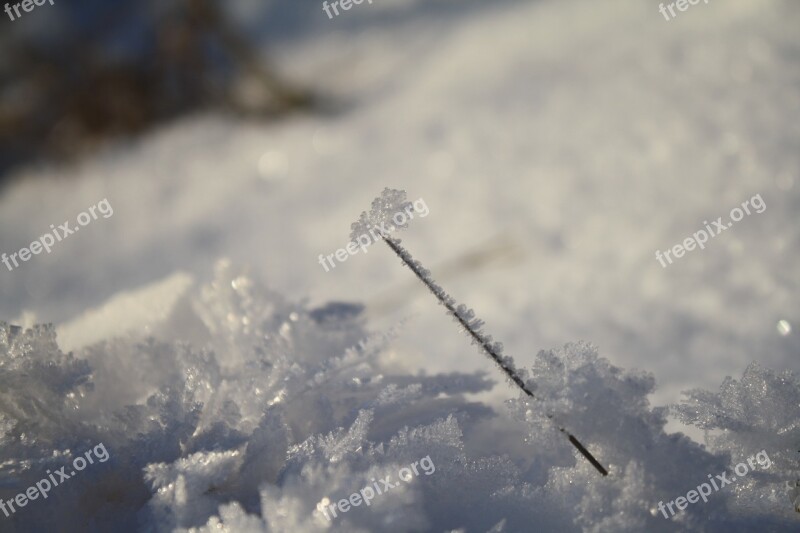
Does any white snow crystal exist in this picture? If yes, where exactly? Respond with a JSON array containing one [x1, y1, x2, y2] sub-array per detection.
[[349, 188, 414, 242]]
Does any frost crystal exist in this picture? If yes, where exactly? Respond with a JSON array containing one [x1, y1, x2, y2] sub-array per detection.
[[674, 362, 800, 521], [349, 188, 414, 242]]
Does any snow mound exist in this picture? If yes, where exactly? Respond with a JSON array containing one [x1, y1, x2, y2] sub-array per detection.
[[0, 261, 797, 532]]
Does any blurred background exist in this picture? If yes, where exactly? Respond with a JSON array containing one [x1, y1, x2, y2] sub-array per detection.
[[0, 0, 320, 174], [0, 0, 798, 438]]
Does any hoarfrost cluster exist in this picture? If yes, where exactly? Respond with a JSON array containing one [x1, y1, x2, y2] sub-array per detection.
[[0, 260, 797, 532]]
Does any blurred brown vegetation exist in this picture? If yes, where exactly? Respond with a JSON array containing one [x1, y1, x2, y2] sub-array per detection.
[[0, 0, 316, 175]]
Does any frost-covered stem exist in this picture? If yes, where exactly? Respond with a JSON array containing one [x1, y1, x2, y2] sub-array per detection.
[[381, 235, 609, 476]]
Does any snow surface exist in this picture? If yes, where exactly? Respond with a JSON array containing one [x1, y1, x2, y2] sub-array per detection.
[[1, 0, 799, 531], [1, 265, 797, 531]]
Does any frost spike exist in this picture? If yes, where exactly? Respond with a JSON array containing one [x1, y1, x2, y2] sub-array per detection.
[[381, 234, 609, 476]]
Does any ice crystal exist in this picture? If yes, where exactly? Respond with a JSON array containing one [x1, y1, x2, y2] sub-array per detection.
[[674, 362, 800, 521], [349, 188, 414, 242]]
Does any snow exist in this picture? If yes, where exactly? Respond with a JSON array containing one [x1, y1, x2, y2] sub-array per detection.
[[1, 264, 796, 530], [1, 0, 799, 530]]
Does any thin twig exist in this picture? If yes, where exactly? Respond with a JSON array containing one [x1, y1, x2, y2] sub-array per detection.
[[381, 235, 609, 476]]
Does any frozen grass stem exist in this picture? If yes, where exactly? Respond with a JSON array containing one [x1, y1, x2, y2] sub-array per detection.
[[379, 234, 609, 476]]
